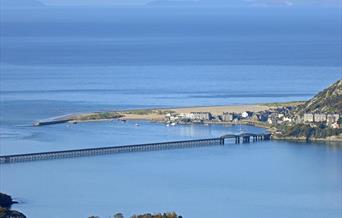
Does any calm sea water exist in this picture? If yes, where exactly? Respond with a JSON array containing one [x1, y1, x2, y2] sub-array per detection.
[[0, 6, 342, 218]]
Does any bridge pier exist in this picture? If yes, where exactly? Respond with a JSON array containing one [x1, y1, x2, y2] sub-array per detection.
[[242, 136, 250, 143], [219, 138, 225, 145], [264, 134, 271, 141], [252, 136, 257, 142], [235, 136, 240, 144]]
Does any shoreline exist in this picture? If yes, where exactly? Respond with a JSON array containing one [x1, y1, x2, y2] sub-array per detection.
[[69, 101, 305, 122], [35, 103, 280, 125], [34, 101, 342, 143]]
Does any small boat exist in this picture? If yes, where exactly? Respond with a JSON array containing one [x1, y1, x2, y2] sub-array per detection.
[[135, 123, 140, 126], [171, 123, 176, 126], [166, 124, 170, 127]]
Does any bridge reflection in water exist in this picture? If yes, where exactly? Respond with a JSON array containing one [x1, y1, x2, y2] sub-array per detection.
[[0, 133, 271, 164]]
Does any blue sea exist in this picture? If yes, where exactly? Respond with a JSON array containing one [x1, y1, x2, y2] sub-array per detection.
[[0, 6, 342, 218]]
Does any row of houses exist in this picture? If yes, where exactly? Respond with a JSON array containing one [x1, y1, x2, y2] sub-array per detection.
[[303, 113, 340, 125], [165, 110, 341, 129], [166, 111, 272, 123], [189, 112, 213, 121], [166, 107, 292, 123]]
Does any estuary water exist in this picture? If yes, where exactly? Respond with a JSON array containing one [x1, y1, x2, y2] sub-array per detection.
[[0, 5, 342, 218], [0, 65, 341, 155], [1, 66, 341, 218], [1, 125, 342, 218]]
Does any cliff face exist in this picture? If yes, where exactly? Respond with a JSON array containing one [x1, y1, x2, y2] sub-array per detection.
[[297, 80, 342, 114]]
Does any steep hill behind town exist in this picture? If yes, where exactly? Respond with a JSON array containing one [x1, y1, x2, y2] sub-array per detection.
[[296, 79, 342, 114]]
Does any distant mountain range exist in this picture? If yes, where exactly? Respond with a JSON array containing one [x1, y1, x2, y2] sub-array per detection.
[[297, 80, 342, 114]]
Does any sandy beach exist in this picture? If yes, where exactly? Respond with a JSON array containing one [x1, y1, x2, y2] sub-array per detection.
[[60, 102, 306, 123], [170, 104, 271, 115], [36, 102, 302, 126], [115, 104, 271, 121]]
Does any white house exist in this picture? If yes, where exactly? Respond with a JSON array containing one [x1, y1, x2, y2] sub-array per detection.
[[241, 112, 249, 118]]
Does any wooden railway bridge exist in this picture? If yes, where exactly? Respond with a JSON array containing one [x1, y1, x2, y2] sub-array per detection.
[[0, 133, 271, 164]]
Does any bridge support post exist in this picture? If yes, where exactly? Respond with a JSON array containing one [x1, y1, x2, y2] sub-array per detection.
[[253, 136, 257, 142], [5, 157, 10, 163], [264, 134, 271, 141], [220, 138, 225, 145], [242, 136, 250, 143]]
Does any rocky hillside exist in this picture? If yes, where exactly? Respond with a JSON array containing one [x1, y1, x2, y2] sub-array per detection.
[[297, 79, 342, 114], [0, 208, 26, 218]]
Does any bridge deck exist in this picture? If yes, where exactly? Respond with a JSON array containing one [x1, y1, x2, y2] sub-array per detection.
[[0, 133, 271, 164]]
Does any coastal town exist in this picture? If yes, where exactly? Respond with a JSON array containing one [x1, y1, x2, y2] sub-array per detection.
[[164, 109, 341, 129], [33, 79, 342, 142], [163, 79, 342, 141], [64, 79, 341, 141], [31, 80, 342, 143]]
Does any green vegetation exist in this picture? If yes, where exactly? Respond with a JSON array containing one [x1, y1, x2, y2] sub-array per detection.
[[273, 80, 342, 141], [73, 112, 123, 121], [277, 124, 342, 140], [157, 110, 176, 115], [124, 109, 175, 115], [114, 213, 124, 218], [124, 109, 154, 115], [296, 80, 342, 114], [262, 101, 305, 107]]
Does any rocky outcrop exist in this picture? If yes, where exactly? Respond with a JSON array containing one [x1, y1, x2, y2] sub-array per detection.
[[0, 208, 26, 218], [0, 193, 26, 218], [0, 193, 16, 208]]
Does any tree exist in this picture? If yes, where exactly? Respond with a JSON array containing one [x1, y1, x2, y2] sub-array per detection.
[[114, 213, 124, 218]]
